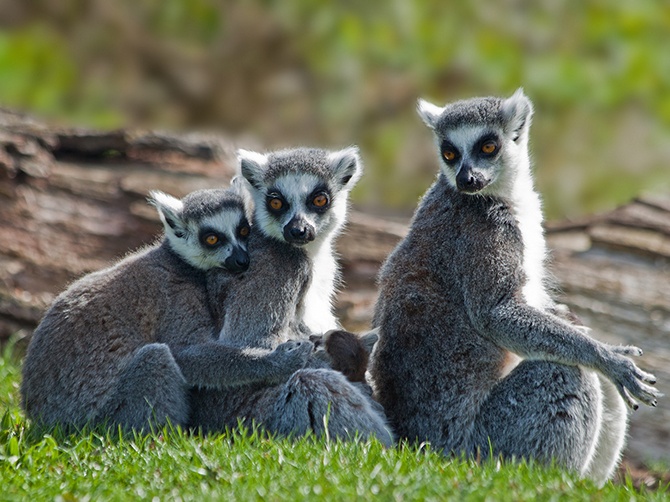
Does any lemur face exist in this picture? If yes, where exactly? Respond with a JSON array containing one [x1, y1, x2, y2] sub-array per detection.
[[264, 172, 334, 245], [238, 147, 362, 248], [149, 188, 251, 272], [434, 126, 504, 194], [417, 88, 534, 197]]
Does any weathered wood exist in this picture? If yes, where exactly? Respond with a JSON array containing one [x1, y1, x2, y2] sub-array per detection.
[[545, 202, 670, 465], [0, 112, 237, 341], [1, 110, 668, 466]]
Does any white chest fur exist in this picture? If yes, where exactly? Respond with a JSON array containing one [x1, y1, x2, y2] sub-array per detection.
[[299, 240, 340, 334], [510, 171, 551, 311]]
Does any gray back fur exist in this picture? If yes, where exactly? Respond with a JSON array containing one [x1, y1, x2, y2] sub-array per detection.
[[21, 188, 312, 431], [206, 229, 312, 349], [189, 147, 392, 445], [371, 90, 659, 484]]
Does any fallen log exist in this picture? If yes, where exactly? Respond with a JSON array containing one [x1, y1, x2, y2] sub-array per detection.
[[1, 110, 667, 465]]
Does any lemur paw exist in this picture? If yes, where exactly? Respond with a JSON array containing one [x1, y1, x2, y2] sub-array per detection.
[[602, 350, 661, 410], [269, 340, 314, 382]]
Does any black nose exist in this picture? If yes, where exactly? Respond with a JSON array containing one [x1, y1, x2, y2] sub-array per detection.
[[283, 218, 315, 244], [456, 168, 487, 193], [235, 254, 250, 269], [224, 247, 249, 273]]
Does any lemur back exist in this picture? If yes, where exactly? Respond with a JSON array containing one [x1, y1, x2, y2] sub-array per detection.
[[370, 90, 658, 484], [21, 186, 311, 431]]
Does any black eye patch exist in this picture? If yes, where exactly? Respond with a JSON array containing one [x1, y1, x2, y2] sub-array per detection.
[[199, 229, 227, 248], [473, 133, 501, 158], [440, 140, 460, 164], [266, 190, 289, 214], [237, 219, 251, 239], [307, 185, 331, 212]]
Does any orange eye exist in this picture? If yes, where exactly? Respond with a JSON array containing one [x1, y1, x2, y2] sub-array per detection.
[[313, 194, 328, 208], [269, 198, 283, 211], [481, 141, 497, 155], [443, 150, 456, 161], [239, 225, 250, 237], [204, 234, 219, 246]]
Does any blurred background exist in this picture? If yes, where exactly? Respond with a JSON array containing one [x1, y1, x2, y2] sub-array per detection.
[[0, 0, 668, 219]]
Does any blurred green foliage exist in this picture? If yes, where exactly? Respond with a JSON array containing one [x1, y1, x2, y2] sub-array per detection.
[[0, 0, 668, 218]]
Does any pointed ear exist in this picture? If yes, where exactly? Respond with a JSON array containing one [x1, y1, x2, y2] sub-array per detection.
[[359, 328, 379, 354], [237, 149, 268, 190], [417, 98, 444, 130], [230, 175, 255, 221], [230, 175, 248, 195], [148, 190, 186, 237], [501, 88, 534, 142], [328, 146, 363, 188]]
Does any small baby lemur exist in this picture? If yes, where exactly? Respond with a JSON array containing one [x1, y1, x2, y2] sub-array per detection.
[[370, 89, 659, 484]]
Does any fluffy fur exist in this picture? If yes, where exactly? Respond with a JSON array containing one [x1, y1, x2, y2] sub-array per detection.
[[21, 188, 311, 431], [239, 147, 362, 334], [371, 89, 659, 484], [189, 147, 392, 445]]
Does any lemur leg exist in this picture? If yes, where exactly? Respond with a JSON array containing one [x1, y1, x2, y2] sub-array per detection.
[[583, 375, 628, 485], [247, 369, 393, 446], [98, 343, 189, 432], [471, 360, 602, 476]]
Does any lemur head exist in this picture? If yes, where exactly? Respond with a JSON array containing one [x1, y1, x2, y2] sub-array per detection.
[[237, 147, 362, 250], [148, 186, 251, 273], [417, 88, 533, 197]]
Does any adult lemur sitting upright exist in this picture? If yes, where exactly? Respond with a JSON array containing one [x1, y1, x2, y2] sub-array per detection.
[[190, 147, 391, 445], [370, 89, 659, 484]]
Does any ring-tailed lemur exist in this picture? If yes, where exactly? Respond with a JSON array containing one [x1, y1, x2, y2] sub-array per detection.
[[190, 147, 392, 445], [370, 89, 659, 484], [21, 186, 312, 432]]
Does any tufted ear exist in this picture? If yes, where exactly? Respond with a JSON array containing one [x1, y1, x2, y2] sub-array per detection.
[[148, 190, 186, 238], [417, 98, 444, 130], [501, 88, 534, 142], [230, 175, 245, 194], [327, 146, 363, 188], [230, 175, 255, 221], [238, 149, 269, 191]]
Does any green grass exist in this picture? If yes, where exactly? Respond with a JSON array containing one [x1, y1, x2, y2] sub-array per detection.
[[1, 342, 667, 501]]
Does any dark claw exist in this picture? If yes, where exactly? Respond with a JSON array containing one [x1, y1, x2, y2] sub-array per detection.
[[633, 404, 639, 411]]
